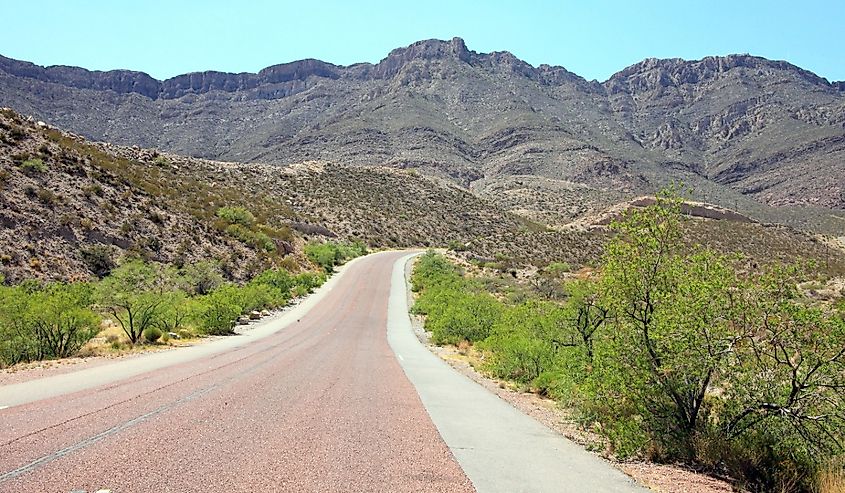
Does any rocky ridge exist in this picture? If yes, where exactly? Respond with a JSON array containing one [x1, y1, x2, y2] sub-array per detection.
[[2, 38, 843, 221]]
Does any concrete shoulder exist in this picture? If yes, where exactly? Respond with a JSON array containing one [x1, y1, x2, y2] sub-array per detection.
[[386, 253, 649, 493]]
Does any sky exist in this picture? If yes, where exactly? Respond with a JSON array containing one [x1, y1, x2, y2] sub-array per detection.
[[1, 0, 843, 83]]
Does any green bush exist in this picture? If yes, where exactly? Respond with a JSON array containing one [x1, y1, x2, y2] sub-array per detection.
[[294, 271, 327, 291], [411, 252, 503, 344], [304, 241, 367, 272], [20, 158, 47, 173], [252, 231, 276, 252], [426, 291, 502, 344], [481, 300, 568, 383], [239, 283, 281, 312], [143, 326, 162, 343], [253, 268, 295, 293], [216, 206, 255, 227], [0, 282, 99, 366], [195, 285, 242, 335]]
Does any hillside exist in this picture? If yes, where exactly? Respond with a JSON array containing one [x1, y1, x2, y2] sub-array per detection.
[[1, 38, 843, 230], [3, 108, 594, 281], [4, 107, 844, 286]]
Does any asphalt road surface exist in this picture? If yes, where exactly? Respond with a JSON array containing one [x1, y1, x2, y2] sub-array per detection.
[[0, 251, 645, 493]]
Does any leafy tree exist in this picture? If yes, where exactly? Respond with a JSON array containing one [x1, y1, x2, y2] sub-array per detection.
[[181, 261, 224, 295], [563, 279, 607, 362], [97, 260, 166, 344], [724, 270, 845, 463], [29, 283, 99, 358], [152, 290, 189, 333], [599, 191, 744, 456], [0, 282, 99, 365], [0, 284, 37, 365]]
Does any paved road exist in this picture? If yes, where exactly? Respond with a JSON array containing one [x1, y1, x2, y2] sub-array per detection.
[[0, 251, 646, 493], [0, 252, 472, 492]]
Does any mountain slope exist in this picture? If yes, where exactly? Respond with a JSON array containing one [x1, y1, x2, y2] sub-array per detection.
[[1, 108, 586, 281], [1, 38, 843, 222]]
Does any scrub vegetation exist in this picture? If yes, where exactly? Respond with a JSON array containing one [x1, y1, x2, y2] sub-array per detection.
[[0, 240, 364, 367], [411, 191, 845, 493]]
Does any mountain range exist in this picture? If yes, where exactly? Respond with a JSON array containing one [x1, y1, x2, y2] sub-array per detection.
[[1, 38, 844, 234]]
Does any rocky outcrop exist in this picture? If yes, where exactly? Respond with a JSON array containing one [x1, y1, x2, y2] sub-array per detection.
[[604, 54, 835, 95], [0, 55, 161, 98]]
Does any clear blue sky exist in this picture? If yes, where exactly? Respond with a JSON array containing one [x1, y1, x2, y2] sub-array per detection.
[[1, 0, 843, 82]]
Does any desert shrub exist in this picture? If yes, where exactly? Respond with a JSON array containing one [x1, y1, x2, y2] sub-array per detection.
[[36, 188, 58, 206], [82, 183, 104, 198], [0, 282, 99, 366], [224, 224, 276, 253], [195, 284, 242, 335], [304, 240, 367, 272], [224, 223, 251, 242], [481, 300, 569, 383], [80, 244, 115, 278], [411, 252, 502, 344], [425, 291, 502, 344], [20, 158, 47, 173], [97, 260, 167, 344], [181, 261, 224, 295], [239, 283, 281, 312], [247, 267, 328, 304], [252, 231, 276, 252], [143, 326, 162, 343], [216, 206, 255, 227], [293, 271, 326, 291], [252, 268, 295, 293], [410, 251, 458, 293]]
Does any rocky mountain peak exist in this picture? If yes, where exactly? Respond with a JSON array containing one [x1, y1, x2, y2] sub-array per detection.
[[257, 59, 341, 83], [372, 37, 472, 78], [604, 54, 835, 95]]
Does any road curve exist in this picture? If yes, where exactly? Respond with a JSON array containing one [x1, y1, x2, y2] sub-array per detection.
[[0, 251, 473, 492]]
